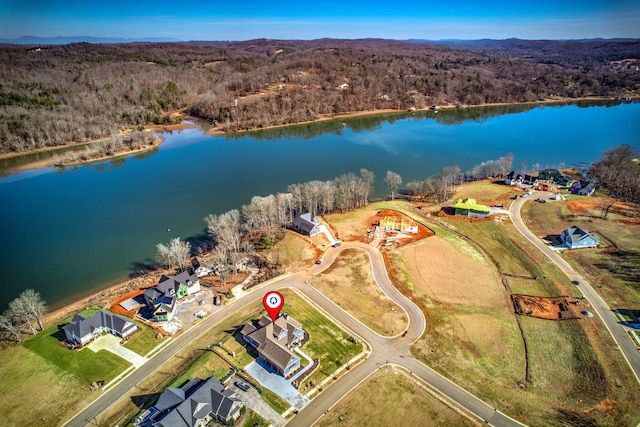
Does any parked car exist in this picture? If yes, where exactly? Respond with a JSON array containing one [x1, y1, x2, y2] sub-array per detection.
[[315, 259, 323, 264], [234, 380, 250, 391], [332, 242, 341, 247]]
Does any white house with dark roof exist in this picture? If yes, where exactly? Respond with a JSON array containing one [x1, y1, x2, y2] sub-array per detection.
[[191, 257, 212, 277], [144, 271, 200, 322], [62, 309, 137, 347], [292, 212, 321, 237], [241, 314, 305, 377], [572, 180, 596, 196], [560, 225, 599, 249], [142, 376, 243, 427]]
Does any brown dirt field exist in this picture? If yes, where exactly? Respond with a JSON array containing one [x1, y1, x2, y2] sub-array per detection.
[[399, 236, 503, 308], [271, 230, 324, 272], [511, 294, 582, 320], [199, 271, 250, 293], [566, 197, 639, 220], [315, 366, 478, 427], [310, 249, 408, 336]]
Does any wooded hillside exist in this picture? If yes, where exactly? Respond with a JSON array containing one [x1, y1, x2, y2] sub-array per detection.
[[1, 38, 639, 154]]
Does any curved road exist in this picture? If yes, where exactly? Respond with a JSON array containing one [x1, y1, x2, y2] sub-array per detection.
[[64, 242, 524, 427], [510, 194, 640, 383]]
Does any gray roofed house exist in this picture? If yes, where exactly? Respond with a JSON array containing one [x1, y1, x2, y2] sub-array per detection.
[[241, 314, 305, 377], [505, 171, 522, 185], [560, 225, 599, 249], [571, 180, 596, 196], [144, 376, 243, 427], [292, 212, 321, 237], [62, 309, 137, 347], [578, 182, 596, 196], [144, 271, 201, 322], [521, 174, 539, 186]]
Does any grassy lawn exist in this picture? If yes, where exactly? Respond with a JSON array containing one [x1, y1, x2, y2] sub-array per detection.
[[124, 288, 363, 424], [454, 179, 521, 205], [0, 307, 139, 426], [314, 366, 477, 427], [404, 208, 640, 426], [316, 186, 640, 426], [309, 248, 408, 336], [21, 308, 132, 384], [241, 409, 269, 427], [0, 345, 94, 427], [278, 289, 363, 389], [123, 321, 167, 356], [271, 230, 323, 272], [169, 349, 233, 388]]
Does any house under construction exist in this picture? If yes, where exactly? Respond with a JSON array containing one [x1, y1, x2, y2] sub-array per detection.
[[379, 216, 418, 234]]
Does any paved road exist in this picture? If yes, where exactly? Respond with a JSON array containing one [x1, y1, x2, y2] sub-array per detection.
[[510, 194, 640, 383], [64, 242, 524, 427]]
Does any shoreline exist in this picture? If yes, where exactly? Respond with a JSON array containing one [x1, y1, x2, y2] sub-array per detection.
[[3, 96, 635, 174], [0, 122, 197, 173], [7, 95, 637, 326]]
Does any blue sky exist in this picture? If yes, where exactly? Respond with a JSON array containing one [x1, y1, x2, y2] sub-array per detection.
[[1, 0, 639, 40]]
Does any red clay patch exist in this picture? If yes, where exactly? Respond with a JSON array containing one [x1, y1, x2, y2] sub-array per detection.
[[511, 294, 582, 320]]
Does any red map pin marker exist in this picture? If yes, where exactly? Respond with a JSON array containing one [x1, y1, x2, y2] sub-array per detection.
[[263, 291, 284, 321]]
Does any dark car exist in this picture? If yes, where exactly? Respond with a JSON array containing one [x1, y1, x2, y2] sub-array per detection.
[[234, 380, 250, 391], [572, 280, 580, 285]]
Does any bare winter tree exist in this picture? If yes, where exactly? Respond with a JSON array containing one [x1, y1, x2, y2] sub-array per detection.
[[385, 171, 402, 201], [439, 166, 461, 200], [590, 144, 640, 218], [0, 313, 23, 342], [359, 168, 375, 205], [204, 209, 243, 253], [156, 237, 192, 270], [16, 289, 47, 331], [8, 296, 37, 335]]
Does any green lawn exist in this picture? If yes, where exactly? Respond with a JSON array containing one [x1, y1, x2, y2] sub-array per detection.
[[242, 410, 269, 427], [278, 289, 363, 387], [123, 321, 167, 356], [155, 289, 362, 416], [21, 308, 132, 383]]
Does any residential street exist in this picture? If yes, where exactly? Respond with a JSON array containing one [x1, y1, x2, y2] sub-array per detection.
[[510, 194, 640, 383], [64, 242, 525, 427]]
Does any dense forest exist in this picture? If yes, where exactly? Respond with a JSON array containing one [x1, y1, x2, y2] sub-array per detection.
[[1, 38, 639, 154]]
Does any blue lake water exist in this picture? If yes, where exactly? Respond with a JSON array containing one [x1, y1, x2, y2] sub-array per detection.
[[0, 101, 638, 309]]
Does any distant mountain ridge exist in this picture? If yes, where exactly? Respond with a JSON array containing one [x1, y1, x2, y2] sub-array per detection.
[[3, 36, 639, 46], [0, 35, 182, 45]]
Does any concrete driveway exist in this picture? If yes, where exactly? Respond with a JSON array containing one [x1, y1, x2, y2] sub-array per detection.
[[228, 375, 285, 427], [245, 360, 308, 409], [87, 334, 147, 368]]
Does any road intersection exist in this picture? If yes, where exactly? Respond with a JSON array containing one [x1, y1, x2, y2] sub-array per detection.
[[64, 195, 640, 427]]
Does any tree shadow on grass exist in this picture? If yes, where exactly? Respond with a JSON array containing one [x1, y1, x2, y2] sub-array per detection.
[[553, 408, 598, 427], [594, 249, 640, 291]]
